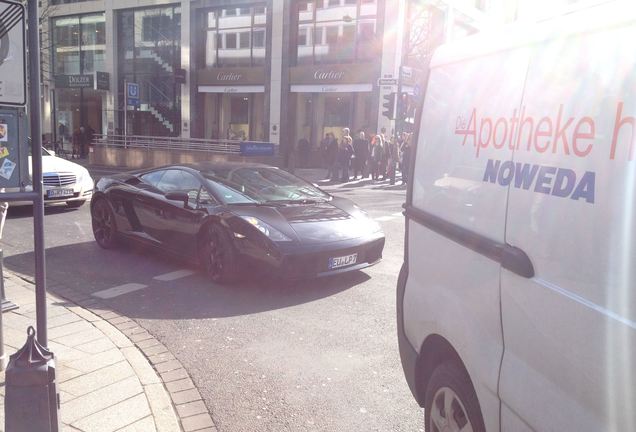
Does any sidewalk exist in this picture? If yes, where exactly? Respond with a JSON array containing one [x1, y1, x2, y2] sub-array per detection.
[[0, 271, 199, 432]]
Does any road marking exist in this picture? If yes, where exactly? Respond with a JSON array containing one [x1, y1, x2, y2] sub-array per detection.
[[92, 283, 148, 299], [153, 269, 196, 282], [374, 216, 395, 222]]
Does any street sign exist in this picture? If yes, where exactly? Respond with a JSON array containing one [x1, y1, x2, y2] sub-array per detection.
[[126, 82, 140, 107], [0, 0, 26, 106], [400, 66, 413, 80], [377, 78, 398, 86]]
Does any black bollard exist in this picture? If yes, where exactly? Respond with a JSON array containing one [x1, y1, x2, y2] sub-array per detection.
[[5, 326, 60, 432]]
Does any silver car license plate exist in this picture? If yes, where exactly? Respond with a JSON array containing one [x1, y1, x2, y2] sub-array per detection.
[[328, 253, 358, 270], [47, 188, 74, 198]]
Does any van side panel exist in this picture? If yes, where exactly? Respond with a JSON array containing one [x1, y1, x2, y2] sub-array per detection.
[[501, 23, 636, 431], [403, 48, 530, 432]]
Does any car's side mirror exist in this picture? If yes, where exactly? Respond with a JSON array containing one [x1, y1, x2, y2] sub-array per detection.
[[165, 191, 189, 208]]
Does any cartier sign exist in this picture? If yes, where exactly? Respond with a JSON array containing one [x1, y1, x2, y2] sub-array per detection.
[[217, 72, 242, 81], [291, 63, 379, 85], [313, 70, 345, 80], [198, 67, 265, 86]]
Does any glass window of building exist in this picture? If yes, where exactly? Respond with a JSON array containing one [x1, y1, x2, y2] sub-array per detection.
[[52, 13, 106, 145], [294, 0, 379, 64], [118, 6, 181, 137], [200, 5, 268, 68]]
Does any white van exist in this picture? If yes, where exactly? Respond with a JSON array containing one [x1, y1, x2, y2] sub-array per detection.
[[398, 3, 636, 431]]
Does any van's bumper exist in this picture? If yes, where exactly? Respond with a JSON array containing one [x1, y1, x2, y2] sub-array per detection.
[[397, 262, 422, 406]]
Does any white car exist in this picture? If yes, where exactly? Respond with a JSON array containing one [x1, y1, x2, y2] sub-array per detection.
[[11, 148, 94, 207]]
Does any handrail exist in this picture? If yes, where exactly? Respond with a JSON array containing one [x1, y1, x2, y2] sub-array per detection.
[[93, 134, 277, 157]]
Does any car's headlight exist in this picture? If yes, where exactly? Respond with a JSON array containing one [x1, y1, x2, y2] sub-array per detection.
[[240, 216, 291, 242]]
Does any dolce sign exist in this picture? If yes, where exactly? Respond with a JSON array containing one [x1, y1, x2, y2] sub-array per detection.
[[55, 74, 94, 89], [313, 70, 345, 81]]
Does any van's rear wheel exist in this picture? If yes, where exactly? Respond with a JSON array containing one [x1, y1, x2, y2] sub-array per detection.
[[425, 362, 485, 432]]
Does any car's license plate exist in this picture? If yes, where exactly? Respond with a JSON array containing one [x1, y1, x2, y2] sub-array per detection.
[[328, 253, 358, 270], [47, 188, 73, 198]]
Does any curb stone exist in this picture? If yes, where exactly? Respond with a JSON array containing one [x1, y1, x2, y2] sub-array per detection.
[[7, 270, 218, 432]]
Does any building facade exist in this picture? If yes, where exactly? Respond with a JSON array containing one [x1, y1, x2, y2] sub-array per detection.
[[43, 0, 415, 165]]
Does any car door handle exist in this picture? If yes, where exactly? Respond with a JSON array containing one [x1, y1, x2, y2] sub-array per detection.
[[501, 245, 534, 279]]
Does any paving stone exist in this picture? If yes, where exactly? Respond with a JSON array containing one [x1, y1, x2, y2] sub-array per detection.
[[115, 321, 139, 331], [61, 376, 143, 424], [116, 415, 157, 432], [109, 316, 131, 325], [165, 378, 195, 393], [47, 341, 91, 362], [155, 360, 182, 374], [75, 337, 117, 354], [47, 312, 83, 328], [129, 332, 153, 343], [92, 320, 133, 348], [160, 368, 189, 383], [176, 400, 208, 418], [171, 389, 202, 405], [48, 320, 95, 339], [57, 366, 84, 383], [98, 311, 121, 320], [66, 305, 101, 322], [63, 361, 134, 397], [144, 383, 180, 432], [121, 346, 161, 385], [65, 348, 124, 373], [54, 328, 104, 347], [181, 413, 214, 432], [136, 338, 160, 349], [71, 393, 151, 432], [147, 352, 176, 365], [143, 344, 169, 356]]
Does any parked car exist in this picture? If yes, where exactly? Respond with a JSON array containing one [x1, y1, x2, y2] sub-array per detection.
[[91, 162, 385, 283], [10, 147, 94, 207], [398, 3, 636, 432]]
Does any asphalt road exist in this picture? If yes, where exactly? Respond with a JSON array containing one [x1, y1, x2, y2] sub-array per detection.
[[0, 177, 423, 432]]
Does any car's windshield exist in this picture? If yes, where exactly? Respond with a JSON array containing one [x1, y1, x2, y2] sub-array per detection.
[[203, 167, 330, 204]]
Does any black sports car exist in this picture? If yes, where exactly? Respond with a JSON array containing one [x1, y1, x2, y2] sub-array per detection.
[[91, 162, 385, 283]]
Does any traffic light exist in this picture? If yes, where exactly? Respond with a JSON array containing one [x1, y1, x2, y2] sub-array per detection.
[[382, 93, 396, 120]]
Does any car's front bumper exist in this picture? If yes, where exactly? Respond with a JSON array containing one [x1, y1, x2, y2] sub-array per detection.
[[6, 184, 93, 206], [235, 232, 385, 280]]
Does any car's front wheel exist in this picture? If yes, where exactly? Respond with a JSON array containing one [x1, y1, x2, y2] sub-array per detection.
[[424, 362, 486, 432], [67, 200, 86, 209], [91, 198, 118, 249], [199, 223, 236, 284]]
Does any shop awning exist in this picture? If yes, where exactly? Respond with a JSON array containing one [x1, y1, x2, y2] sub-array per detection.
[[198, 85, 265, 93], [290, 84, 373, 93]]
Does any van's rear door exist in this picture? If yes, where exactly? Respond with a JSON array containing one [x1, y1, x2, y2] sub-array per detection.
[[501, 9, 636, 431], [402, 40, 530, 432]]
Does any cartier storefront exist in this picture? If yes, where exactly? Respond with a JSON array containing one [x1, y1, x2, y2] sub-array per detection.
[[195, 67, 267, 141], [287, 63, 380, 165]]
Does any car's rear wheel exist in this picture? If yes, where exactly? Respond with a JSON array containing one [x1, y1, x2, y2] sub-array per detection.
[[91, 198, 118, 249], [199, 223, 236, 284], [425, 362, 486, 432], [67, 200, 86, 209]]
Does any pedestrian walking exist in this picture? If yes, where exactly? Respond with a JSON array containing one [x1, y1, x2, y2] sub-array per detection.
[[298, 137, 310, 168], [336, 135, 353, 182], [352, 131, 369, 179], [401, 134, 412, 185], [370, 135, 384, 180], [71, 127, 81, 159], [323, 133, 338, 180]]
